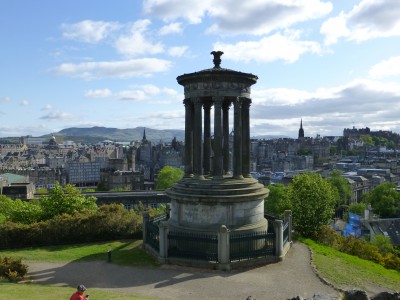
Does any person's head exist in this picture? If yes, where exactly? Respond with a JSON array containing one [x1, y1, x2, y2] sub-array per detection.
[[77, 285, 87, 293]]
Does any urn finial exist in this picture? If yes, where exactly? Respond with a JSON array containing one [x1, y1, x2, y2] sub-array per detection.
[[211, 51, 224, 68]]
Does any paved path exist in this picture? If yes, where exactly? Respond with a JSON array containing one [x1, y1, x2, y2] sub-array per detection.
[[27, 242, 340, 300]]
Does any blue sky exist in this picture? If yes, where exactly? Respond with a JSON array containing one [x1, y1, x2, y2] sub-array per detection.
[[1, 0, 400, 139]]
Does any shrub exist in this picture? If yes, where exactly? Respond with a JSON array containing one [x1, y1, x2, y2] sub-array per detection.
[[0, 204, 142, 249], [0, 256, 28, 282]]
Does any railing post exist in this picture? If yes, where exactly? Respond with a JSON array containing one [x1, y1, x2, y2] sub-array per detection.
[[218, 225, 231, 271], [142, 211, 150, 249], [158, 221, 169, 264], [273, 220, 283, 261], [284, 210, 292, 243], [166, 204, 171, 220]]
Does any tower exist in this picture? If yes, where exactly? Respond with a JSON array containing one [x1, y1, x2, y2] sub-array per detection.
[[298, 118, 304, 139], [167, 51, 269, 236]]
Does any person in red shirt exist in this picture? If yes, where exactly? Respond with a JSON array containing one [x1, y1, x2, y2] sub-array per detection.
[[70, 284, 89, 300]]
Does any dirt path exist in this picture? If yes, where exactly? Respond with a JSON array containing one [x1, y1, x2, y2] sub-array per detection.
[[27, 242, 340, 300]]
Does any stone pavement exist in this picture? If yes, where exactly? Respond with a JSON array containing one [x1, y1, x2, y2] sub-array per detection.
[[27, 242, 340, 300]]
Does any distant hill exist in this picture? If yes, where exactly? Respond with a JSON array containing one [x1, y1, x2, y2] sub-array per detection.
[[44, 127, 185, 144]]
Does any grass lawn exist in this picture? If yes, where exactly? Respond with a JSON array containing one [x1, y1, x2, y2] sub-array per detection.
[[0, 239, 158, 267], [0, 240, 158, 300], [0, 281, 155, 300], [302, 238, 400, 292]]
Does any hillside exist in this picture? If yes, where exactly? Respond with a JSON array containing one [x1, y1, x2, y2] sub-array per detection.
[[49, 127, 185, 143]]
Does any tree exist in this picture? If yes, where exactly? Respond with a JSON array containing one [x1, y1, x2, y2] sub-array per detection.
[[0, 195, 42, 224], [264, 184, 290, 217], [156, 166, 184, 190], [348, 202, 366, 216], [363, 182, 400, 218], [326, 170, 353, 207], [39, 182, 97, 220], [288, 172, 336, 238]]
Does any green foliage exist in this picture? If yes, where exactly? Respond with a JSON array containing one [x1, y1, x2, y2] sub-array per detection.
[[0, 204, 142, 249], [315, 226, 400, 271], [288, 172, 336, 239], [111, 186, 130, 192], [371, 234, 395, 255], [360, 134, 374, 146], [348, 202, 367, 216], [84, 188, 96, 193], [0, 196, 42, 224], [34, 188, 48, 195], [96, 181, 108, 191], [326, 170, 353, 207], [0, 256, 28, 282], [363, 182, 400, 218], [147, 205, 166, 218], [156, 166, 184, 190], [39, 182, 97, 221], [264, 184, 290, 217]]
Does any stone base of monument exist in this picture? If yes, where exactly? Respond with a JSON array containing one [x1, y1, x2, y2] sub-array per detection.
[[167, 176, 269, 233], [164, 176, 272, 269]]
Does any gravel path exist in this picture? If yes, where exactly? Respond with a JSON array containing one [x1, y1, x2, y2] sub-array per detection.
[[27, 242, 340, 300]]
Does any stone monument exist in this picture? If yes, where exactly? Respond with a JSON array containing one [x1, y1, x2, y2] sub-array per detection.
[[167, 51, 269, 235]]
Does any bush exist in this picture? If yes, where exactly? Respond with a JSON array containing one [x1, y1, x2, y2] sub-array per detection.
[[0, 204, 143, 249], [315, 226, 398, 271], [0, 256, 28, 282]]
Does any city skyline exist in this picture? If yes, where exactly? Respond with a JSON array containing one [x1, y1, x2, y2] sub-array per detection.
[[1, 0, 400, 139]]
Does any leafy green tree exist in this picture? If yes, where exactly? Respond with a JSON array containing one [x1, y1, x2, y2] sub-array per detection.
[[288, 172, 336, 238], [363, 182, 400, 218], [39, 182, 97, 220], [0, 195, 42, 224], [264, 184, 290, 217], [156, 166, 184, 190], [326, 170, 353, 207], [371, 234, 395, 255], [348, 202, 366, 216]]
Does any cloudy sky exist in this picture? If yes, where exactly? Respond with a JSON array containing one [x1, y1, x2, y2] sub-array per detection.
[[1, 0, 400, 139]]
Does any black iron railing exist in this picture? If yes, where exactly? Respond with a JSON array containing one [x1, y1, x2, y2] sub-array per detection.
[[230, 231, 275, 262], [283, 222, 289, 246], [168, 231, 218, 262], [145, 213, 167, 251]]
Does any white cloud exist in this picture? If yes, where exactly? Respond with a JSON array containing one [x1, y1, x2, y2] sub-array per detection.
[[40, 111, 76, 121], [20, 100, 30, 106], [168, 46, 188, 57], [114, 19, 164, 57], [213, 31, 321, 63], [159, 22, 183, 35], [117, 84, 181, 102], [41, 104, 54, 111], [369, 56, 400, 78], [143, 0, 212, 24], [62, 20, 120, 43], [250, 78, 400, 136], [52, 58, 172, 79], [84, 89, 112, 98], [0, 97, 11, 103], [144, 0, 332, 35], [321, 0, 400, 45]]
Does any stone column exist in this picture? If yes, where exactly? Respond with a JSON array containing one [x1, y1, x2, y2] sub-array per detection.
[[203, 101, 212, 176], [273, 219, 284, 261], [233, 97, 243, 179], [241, 98, 251, 178], [192, 97, 204, 179], [284, 210, 292, 243], [183, 99, 193, 177], [217, 225, 231, 271], [213, 96, 223, 179], [158, 221, 169, 264], [222, 101, 231, 175], [142, 211, 150, 249]]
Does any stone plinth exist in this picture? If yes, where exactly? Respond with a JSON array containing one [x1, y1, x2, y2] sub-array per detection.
[[167, 176, 269, 234]]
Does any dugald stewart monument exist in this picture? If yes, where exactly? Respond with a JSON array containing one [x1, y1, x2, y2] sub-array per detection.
[[143, 51, 292, 270]]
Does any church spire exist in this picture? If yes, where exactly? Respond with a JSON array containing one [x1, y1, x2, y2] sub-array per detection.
[[298, 118, 304, 139], [142, 128, 147, 142]]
